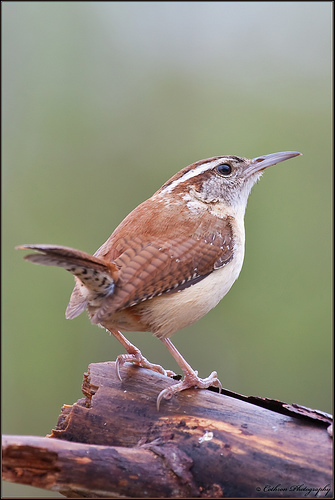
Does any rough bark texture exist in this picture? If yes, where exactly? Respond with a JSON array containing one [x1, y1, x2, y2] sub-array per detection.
[[2, 362, 333, 498]]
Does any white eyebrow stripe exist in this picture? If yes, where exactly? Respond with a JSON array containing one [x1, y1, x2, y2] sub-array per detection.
[[160, 158, 224, 193]]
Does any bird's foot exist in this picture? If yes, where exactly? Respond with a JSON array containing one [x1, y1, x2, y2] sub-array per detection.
[[115, 347, 175, 381], [156, 369, 222, 410]]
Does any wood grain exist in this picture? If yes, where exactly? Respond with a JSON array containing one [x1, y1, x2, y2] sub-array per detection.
[[2, 362, 333, 498]]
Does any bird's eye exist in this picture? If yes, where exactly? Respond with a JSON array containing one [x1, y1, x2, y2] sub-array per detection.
[[216, 163, 232, 176]]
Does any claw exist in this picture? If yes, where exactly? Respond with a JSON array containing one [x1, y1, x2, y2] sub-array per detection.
[[115, 355, 125, 381], [156, 370, 222, 410], [107, 329, 175, 381], [157, 386, 174, 411], [115, 350, 176, 381]]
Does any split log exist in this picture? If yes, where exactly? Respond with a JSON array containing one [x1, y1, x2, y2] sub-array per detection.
[[2, 361, 333, 498]]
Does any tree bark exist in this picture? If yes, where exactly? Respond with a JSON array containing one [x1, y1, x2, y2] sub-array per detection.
[[2, 361, 333, 498]]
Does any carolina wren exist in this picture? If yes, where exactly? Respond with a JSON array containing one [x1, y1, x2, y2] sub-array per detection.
[[17, 151, 301, 408]]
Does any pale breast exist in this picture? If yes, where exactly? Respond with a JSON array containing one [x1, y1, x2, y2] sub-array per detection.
[[138, 238, 245, 339]]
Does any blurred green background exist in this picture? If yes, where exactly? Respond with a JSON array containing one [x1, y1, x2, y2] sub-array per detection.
[[3, 2, 332, 497]]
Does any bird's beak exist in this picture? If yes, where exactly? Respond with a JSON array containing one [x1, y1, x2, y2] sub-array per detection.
[[245, 151, 302, 177]]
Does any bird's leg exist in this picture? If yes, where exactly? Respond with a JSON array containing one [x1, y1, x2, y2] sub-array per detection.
[[108, 328, 176, 380], [157, 338, 222, 410]]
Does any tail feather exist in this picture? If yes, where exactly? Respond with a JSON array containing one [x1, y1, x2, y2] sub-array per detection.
[[65, 286, 88, 320], [17, 244, 108, 270], [16, 243, 118, 298]]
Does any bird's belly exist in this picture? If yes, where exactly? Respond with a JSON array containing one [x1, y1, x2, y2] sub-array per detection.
[[138, 252, 244, 339]]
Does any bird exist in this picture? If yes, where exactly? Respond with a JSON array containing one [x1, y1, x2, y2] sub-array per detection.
[[17, 150, 302, 409]]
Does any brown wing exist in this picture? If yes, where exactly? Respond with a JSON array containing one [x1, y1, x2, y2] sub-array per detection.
[[91, 228, 234, 324]]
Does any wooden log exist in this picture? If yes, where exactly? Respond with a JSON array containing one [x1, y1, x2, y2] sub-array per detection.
[[2, 362, 333, 498]]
